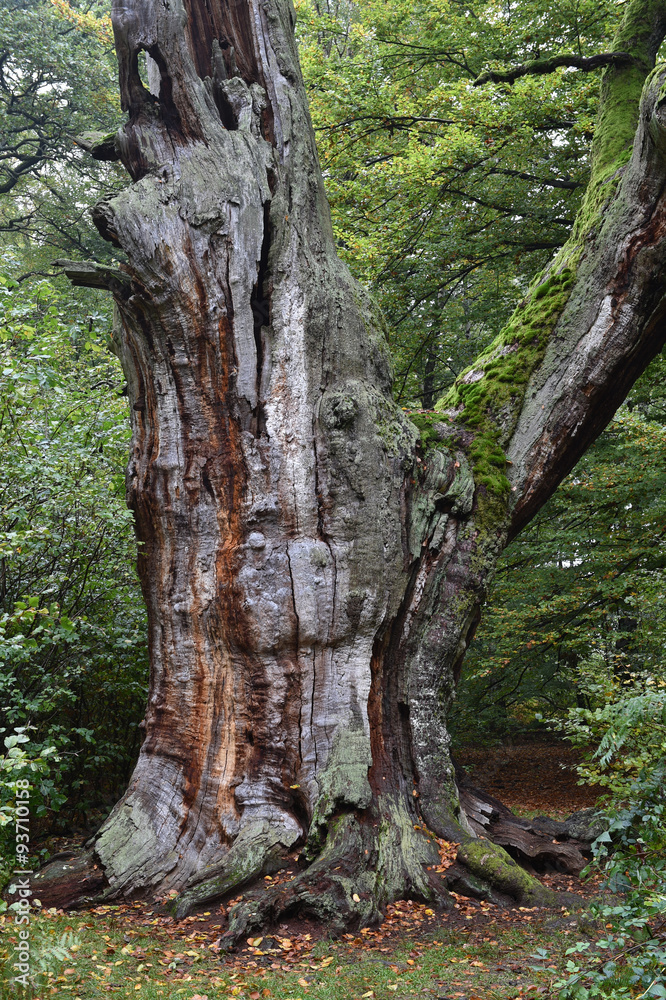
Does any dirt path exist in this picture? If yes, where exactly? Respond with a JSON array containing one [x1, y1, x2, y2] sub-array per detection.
[[456, 737, 600, 818]]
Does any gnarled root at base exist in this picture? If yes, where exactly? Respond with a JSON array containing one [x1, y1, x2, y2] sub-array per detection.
[[455, 767, 596, 874], [168, 795, 452, 943], [26, 850, 108, 910], [217, 805, 452, 947], [452, 840, 557, 907], [173, 821, 296, 920], [15, 788, 594, 930], [174, 793, 571, 944], [419, 772, 597, 910]]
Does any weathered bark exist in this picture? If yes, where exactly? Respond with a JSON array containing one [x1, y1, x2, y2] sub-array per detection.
[[27, 0, 666, 936]]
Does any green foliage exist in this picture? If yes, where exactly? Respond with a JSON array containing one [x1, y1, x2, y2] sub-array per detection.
[[554, 624, 666, 993], [296, 0, 621, 407], [550, 657, 666, 994], [0, 919, 79, 1000], [0, 275, 147, 842], [451, 385, 666, 742], [559, 683, 666, 796], [545, 761, 666, 998], [0, 726, 59, 892], [0, 0, 123, 261]]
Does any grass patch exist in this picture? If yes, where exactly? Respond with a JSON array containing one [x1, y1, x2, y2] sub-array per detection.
[[1, 896, 597, 999]]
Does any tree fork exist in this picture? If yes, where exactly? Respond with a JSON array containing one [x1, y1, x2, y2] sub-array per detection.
[[22, 0, 666, 934]]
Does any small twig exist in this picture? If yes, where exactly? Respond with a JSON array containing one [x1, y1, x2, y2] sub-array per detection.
[[15, 269, 65, 283]]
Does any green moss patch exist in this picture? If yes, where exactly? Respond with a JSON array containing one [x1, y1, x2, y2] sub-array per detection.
[[434, 268, 575, 499], [407, 411, 449, 450], [457, 839, 557, 906]]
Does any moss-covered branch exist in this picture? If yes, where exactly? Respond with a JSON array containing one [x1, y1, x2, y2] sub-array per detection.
[[588, 0, 666, 188], [431, 0, 666, 504], [474, 52, 633, 87]]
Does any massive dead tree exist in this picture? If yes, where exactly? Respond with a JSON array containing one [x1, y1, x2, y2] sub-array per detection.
[[29, 0, 666, 937]]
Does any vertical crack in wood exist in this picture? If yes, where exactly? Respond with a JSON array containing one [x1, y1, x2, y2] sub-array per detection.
[[249, 200, 271, 437]]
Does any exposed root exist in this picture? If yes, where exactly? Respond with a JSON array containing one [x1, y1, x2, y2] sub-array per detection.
[[420, 770, 594, 909], [443, 863, 514, 907], [455, 839, 558, 907], [173, 821, 295, 919], [27, 850, 108, 909], [456, 769, 594, 874], [219, 804, 451, 947], [14, 782, 592, 928]]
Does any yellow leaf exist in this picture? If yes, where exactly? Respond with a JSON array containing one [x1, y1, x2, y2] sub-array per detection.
[[352, 893, 360, 902]]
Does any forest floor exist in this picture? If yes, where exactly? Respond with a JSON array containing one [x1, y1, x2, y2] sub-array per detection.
[[455, 734, 599, 818], [1, 739, 610, 1000]]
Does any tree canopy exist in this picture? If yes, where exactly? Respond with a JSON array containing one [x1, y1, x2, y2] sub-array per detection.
[[295, 0, 625, 406], [0, 0, 121, 260]]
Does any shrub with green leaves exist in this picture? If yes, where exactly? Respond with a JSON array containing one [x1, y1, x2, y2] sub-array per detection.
[[558, 681, 666, 797], [551, 764, 666, 998], [543, 677, 666, 998], [0, 276, 148, 844], [0, 726, 60, 892]]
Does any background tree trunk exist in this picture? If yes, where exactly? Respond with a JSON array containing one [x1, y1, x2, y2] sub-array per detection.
[[31, 0, 666, 937]]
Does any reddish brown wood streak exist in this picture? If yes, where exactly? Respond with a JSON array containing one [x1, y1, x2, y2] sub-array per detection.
[[22, 0, 666, 927], [182, 0, 260, 84]]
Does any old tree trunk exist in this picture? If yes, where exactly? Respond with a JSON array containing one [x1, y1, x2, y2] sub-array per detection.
[[32, 0, 666, 936]]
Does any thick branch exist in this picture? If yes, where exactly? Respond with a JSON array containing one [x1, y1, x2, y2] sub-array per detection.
[[474, 52, 634, 87], [0, 152, 44, 194], [52, 259, 131, 296], [507, 65, 666, 533], [590, 0, 666, 184], [71, 130, 120, 162]]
